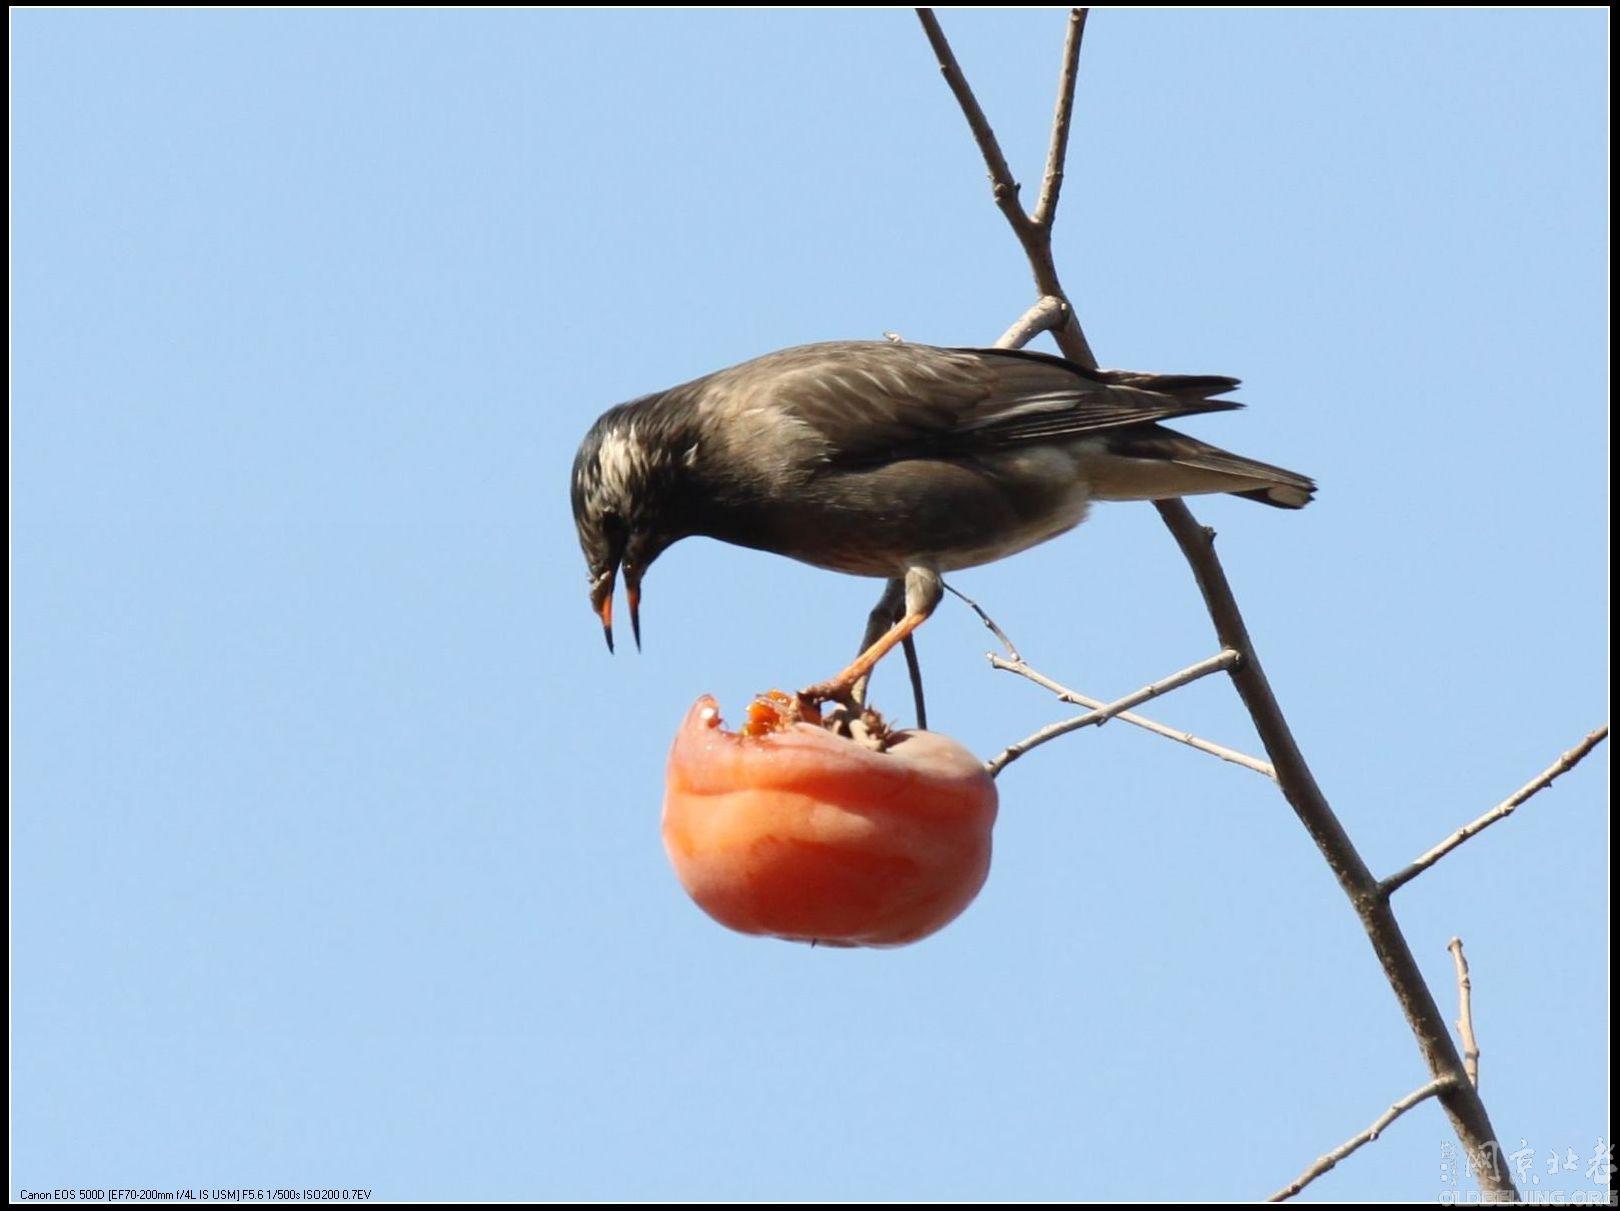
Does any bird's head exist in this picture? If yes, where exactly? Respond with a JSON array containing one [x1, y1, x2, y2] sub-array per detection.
[[570, 400, 692, 653]]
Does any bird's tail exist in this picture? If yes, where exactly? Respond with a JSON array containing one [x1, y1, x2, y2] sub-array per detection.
[[1087, 425, 1316, 509], [1100, 371, 1242, 400]]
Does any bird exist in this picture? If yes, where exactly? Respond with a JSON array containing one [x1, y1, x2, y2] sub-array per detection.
[[571, 340, 1313, 705]]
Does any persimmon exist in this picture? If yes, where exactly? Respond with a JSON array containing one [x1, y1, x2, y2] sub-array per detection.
[[662, 693, 998, 947]]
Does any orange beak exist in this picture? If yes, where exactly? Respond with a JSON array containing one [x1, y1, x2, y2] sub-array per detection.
[[597, 591, 615, 653]]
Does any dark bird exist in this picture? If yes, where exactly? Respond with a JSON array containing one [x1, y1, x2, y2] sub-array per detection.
[[571, 341, 1313, 702]]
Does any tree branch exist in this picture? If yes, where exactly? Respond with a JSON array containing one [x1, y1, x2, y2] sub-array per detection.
[[1151, 503, 1514, 1199], [1268, 1078, 1453, 1202], [918, 10, 1527, 1198], [944, 579, 1022, 661], [945, 580, 1273, 775], [915, 8, 1033, 239], [1032, 8, 1088, 230], [1150, 508, 1365, 880], [987, 649, 1240, 776], [992, 654, 1276, 778], [1448, 937, 1480, 1090], [995, 295, 1069, 350], [1380, 726, 1610, 896], [916, 8, 1097, 369]]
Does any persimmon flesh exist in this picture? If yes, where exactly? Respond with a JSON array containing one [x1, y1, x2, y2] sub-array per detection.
[[662, 694, 998, 947]]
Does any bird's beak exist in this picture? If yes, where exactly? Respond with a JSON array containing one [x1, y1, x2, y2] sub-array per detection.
[[625, 568, 643, 653], [590, 568, 618, 654]]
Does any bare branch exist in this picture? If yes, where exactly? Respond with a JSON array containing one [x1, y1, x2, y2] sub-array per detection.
[[1268, 1078, 1453, 1202], [987, 650, 1239, 776], [993, 655, 1277, 778], [1150, 503, 1513, 1196], [1448, 937, 1480, 1090], [1151, 507, 1360, 870], [1032, 8, 1088, 230], [995, 295, 1069, 349], [924, 15, 1524, 1197], [943, 579, 1021, 661], [915, 8, 1098, 368], [1381, 726, 1610, 896], [915, 9, 1034, 237], [945, 580, 1271, 774]]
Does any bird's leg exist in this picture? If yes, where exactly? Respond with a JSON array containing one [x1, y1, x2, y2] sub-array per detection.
[[900, 634, 927, 731], [850, 579, 907, 708], [856, 580, 930, 729], [801, 568, 941, 713], [800, 611, 932, 707]]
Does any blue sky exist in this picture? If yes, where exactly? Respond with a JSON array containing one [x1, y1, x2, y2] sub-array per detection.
[[12, 9, 1608, 1202]]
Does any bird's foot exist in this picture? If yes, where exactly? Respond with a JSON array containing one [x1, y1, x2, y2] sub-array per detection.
[[822, 701, 893, 750], [794, 683, 893, 750], [795, 679, 858, 724]]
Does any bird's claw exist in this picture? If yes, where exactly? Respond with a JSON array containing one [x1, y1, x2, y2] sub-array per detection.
[[795, 687, 892, 750], [796, 681, 858, 722]]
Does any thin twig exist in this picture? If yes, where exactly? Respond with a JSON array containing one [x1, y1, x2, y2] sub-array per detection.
[[943, 579, 1021, 661], [945, 580, 1272, 774], [1268, 1078, 1453, 1202], [916, 8, 1098, 368], [1448, 938, 1480, 1090], [992, 656, 1276, 778], [915, 8, 1033, 238], [1032, 8, 1088, 230], [1380, 726, 1610, 896], [987, 650, 1240, 775], [995, 295, 1069, 349]]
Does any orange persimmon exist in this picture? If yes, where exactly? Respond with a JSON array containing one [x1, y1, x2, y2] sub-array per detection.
[[662, 694, 998, 947]]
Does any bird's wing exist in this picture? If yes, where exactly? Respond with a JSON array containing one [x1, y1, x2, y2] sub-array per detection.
[[951, 347, 1244, 448], [710, 342, 1244, 468]]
